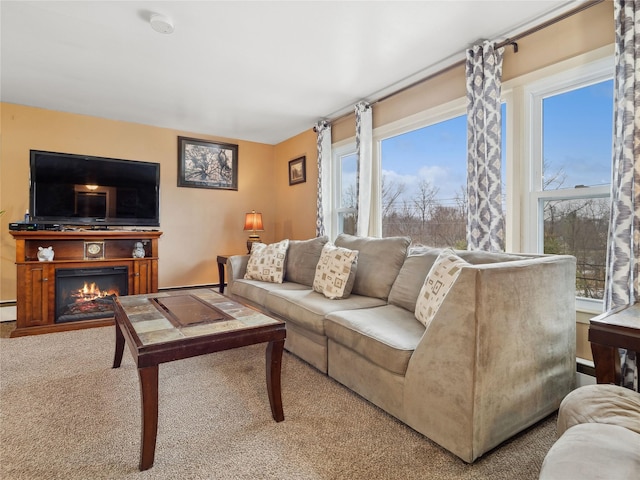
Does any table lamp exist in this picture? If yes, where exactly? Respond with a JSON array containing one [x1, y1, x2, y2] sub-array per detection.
[[244, 210, 264, 253]]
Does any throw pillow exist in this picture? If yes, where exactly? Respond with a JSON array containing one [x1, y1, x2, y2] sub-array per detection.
[[414, 248, 469, 328], [313, 243, 359, 299], [244, 239, 289, 283]]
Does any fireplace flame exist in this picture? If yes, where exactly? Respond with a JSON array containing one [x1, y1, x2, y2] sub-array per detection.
[[71, 282, 118, 303]]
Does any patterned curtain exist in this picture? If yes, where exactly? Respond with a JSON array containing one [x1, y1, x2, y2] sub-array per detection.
[[604, 0, 639, 390], [315, 121, 332, 238], [465, 41, 505, 252], [355, 102, 373, 236]]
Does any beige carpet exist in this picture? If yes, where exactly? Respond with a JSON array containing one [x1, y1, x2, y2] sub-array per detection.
[[0, 325, 556, 479]]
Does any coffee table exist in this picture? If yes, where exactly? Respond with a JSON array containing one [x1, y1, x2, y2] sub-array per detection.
[[112, 288, 286, 470]]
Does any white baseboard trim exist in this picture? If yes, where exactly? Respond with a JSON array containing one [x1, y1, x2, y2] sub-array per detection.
[[1, 305, 17, 322], [576, 370, 596, 388]]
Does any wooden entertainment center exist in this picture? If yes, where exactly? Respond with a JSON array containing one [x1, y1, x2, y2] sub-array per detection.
[[10, 230, 162, 338]]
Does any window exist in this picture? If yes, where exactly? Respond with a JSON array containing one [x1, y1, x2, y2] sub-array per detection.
[[379, 113, 468, 248], [332, 144, 357, 236], [328, 51, 614, 315], [526, 59, 613, 307], [377, 101, 507, 249]]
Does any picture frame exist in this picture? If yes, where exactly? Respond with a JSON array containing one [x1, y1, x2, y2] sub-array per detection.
[[178, 136, 238, 190], [288, 156, 306, 186]]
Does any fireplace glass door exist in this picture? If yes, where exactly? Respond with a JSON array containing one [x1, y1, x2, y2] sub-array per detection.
[[55, 266, 128, 323]]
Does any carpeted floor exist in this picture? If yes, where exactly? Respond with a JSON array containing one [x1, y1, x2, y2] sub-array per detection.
[[0, 324, 556, 479]]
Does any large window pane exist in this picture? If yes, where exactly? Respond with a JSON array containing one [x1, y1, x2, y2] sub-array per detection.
[[380, 114, 468, 248], [335, 151, 357, 235], [538, 78, 613, 301], [543, 197, 609, 299], [340, 153, 357, 209], [542, 80, 613, 190]]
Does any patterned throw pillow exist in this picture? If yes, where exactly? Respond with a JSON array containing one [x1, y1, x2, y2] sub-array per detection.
[[313, 243, 359, 299], [414, 248, 469, 328], [244, 239, 289, 283]]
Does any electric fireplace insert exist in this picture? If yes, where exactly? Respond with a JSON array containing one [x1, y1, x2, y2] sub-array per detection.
[[55, 266, 128, 323]]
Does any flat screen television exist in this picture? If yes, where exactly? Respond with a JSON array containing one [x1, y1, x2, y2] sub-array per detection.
[[29, 150, 160, 227]]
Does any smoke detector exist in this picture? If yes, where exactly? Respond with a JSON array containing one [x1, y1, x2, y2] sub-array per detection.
[[150, 13, 174, 34]]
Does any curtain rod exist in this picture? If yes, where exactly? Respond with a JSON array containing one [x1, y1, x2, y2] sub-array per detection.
[[322, 0, 604, 127]]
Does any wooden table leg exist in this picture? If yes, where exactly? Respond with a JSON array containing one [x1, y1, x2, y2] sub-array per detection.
[[217, 259, 225, 294], [138, 365, 159, 471], [591, 342, 621, 385], [112, 321, 125, 369], [266, 339, 285, 422]]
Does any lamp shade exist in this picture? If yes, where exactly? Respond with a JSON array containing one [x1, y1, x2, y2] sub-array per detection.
[[243, 211, 264, 232]]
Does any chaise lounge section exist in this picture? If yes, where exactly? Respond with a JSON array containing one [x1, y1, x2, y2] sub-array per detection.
[[227, 234, 577, 463]]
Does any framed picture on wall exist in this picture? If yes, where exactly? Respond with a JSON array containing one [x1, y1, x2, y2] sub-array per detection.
[[288, 156, 306, 186], [178, 136, 238, 190]]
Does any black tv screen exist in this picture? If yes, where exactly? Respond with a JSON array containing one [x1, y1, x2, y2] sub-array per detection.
[[30, 150, 160, 227]]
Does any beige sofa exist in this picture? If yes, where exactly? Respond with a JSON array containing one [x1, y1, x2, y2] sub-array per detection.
[[227, 234, 577, 463]]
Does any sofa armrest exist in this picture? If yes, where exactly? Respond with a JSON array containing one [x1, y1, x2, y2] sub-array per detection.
[[403, 255, 577, 463], [226, 255, 250, 292]]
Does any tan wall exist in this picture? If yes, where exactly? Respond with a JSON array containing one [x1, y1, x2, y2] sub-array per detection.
[[576, 314, 595, 362], [0, 104, 276, 299], [273, 129, 318, 241]]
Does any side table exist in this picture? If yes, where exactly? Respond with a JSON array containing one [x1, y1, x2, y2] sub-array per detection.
[[589, 303, 640, 390], [217, 254, 243, 294]]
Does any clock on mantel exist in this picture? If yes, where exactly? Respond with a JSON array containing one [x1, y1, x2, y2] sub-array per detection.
[[84, 241, 105, 260]]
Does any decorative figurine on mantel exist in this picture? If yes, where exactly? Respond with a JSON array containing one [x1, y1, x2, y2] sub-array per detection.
[[132, 242, 146, 258], [37, 246, 55, 261]]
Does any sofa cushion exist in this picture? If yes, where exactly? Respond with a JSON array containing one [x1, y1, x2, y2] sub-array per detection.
[[284, 236, 328, 286], [244, 239, 289, 283], [265, 289, 386, 336], [325, 304, 425, 376], [313, 243, 359, 299], [229, 279, 310, 307], [415, 248, 469, 327], [388, 247, 442, 312], [334, 234, 410, 300]]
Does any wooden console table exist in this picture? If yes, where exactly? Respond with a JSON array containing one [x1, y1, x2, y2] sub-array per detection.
[[10, 230, 162, 337], [589, 303, 640, 389]]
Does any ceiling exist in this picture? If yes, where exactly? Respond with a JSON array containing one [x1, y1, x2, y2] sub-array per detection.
[[1, 1, 584, 145]]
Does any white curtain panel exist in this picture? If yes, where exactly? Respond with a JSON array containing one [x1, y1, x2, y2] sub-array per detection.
[[355, 101, 373, 236], [605, 0, 639, 390], [465, 41, 505, 252], [315, 121, 332, 238]]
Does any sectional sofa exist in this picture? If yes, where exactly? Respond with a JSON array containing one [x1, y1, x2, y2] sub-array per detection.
[[226, 234, 577, 463]]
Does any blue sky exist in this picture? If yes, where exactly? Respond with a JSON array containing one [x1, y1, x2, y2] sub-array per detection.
[[377, 79, 613, 206]]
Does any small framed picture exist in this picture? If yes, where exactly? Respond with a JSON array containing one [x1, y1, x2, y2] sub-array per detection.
[[178, 136, 239, 190], [288, 156, 306, 186], [84, 241, 105, 260]]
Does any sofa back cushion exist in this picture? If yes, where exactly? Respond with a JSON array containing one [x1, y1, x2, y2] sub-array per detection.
[[456, 250, 534, 264], [285, 236, 329, 286], [334, 234, 410, 300], [388, 247, 441, 312]]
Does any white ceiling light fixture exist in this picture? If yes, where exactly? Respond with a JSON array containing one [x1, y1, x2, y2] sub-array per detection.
[[150, 13, 174, 34]]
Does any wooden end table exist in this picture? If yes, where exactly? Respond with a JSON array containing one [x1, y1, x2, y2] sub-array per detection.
[[589, 303, 640, 389], [216, 254, 243, 293], [112, 288, 286, 470]]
